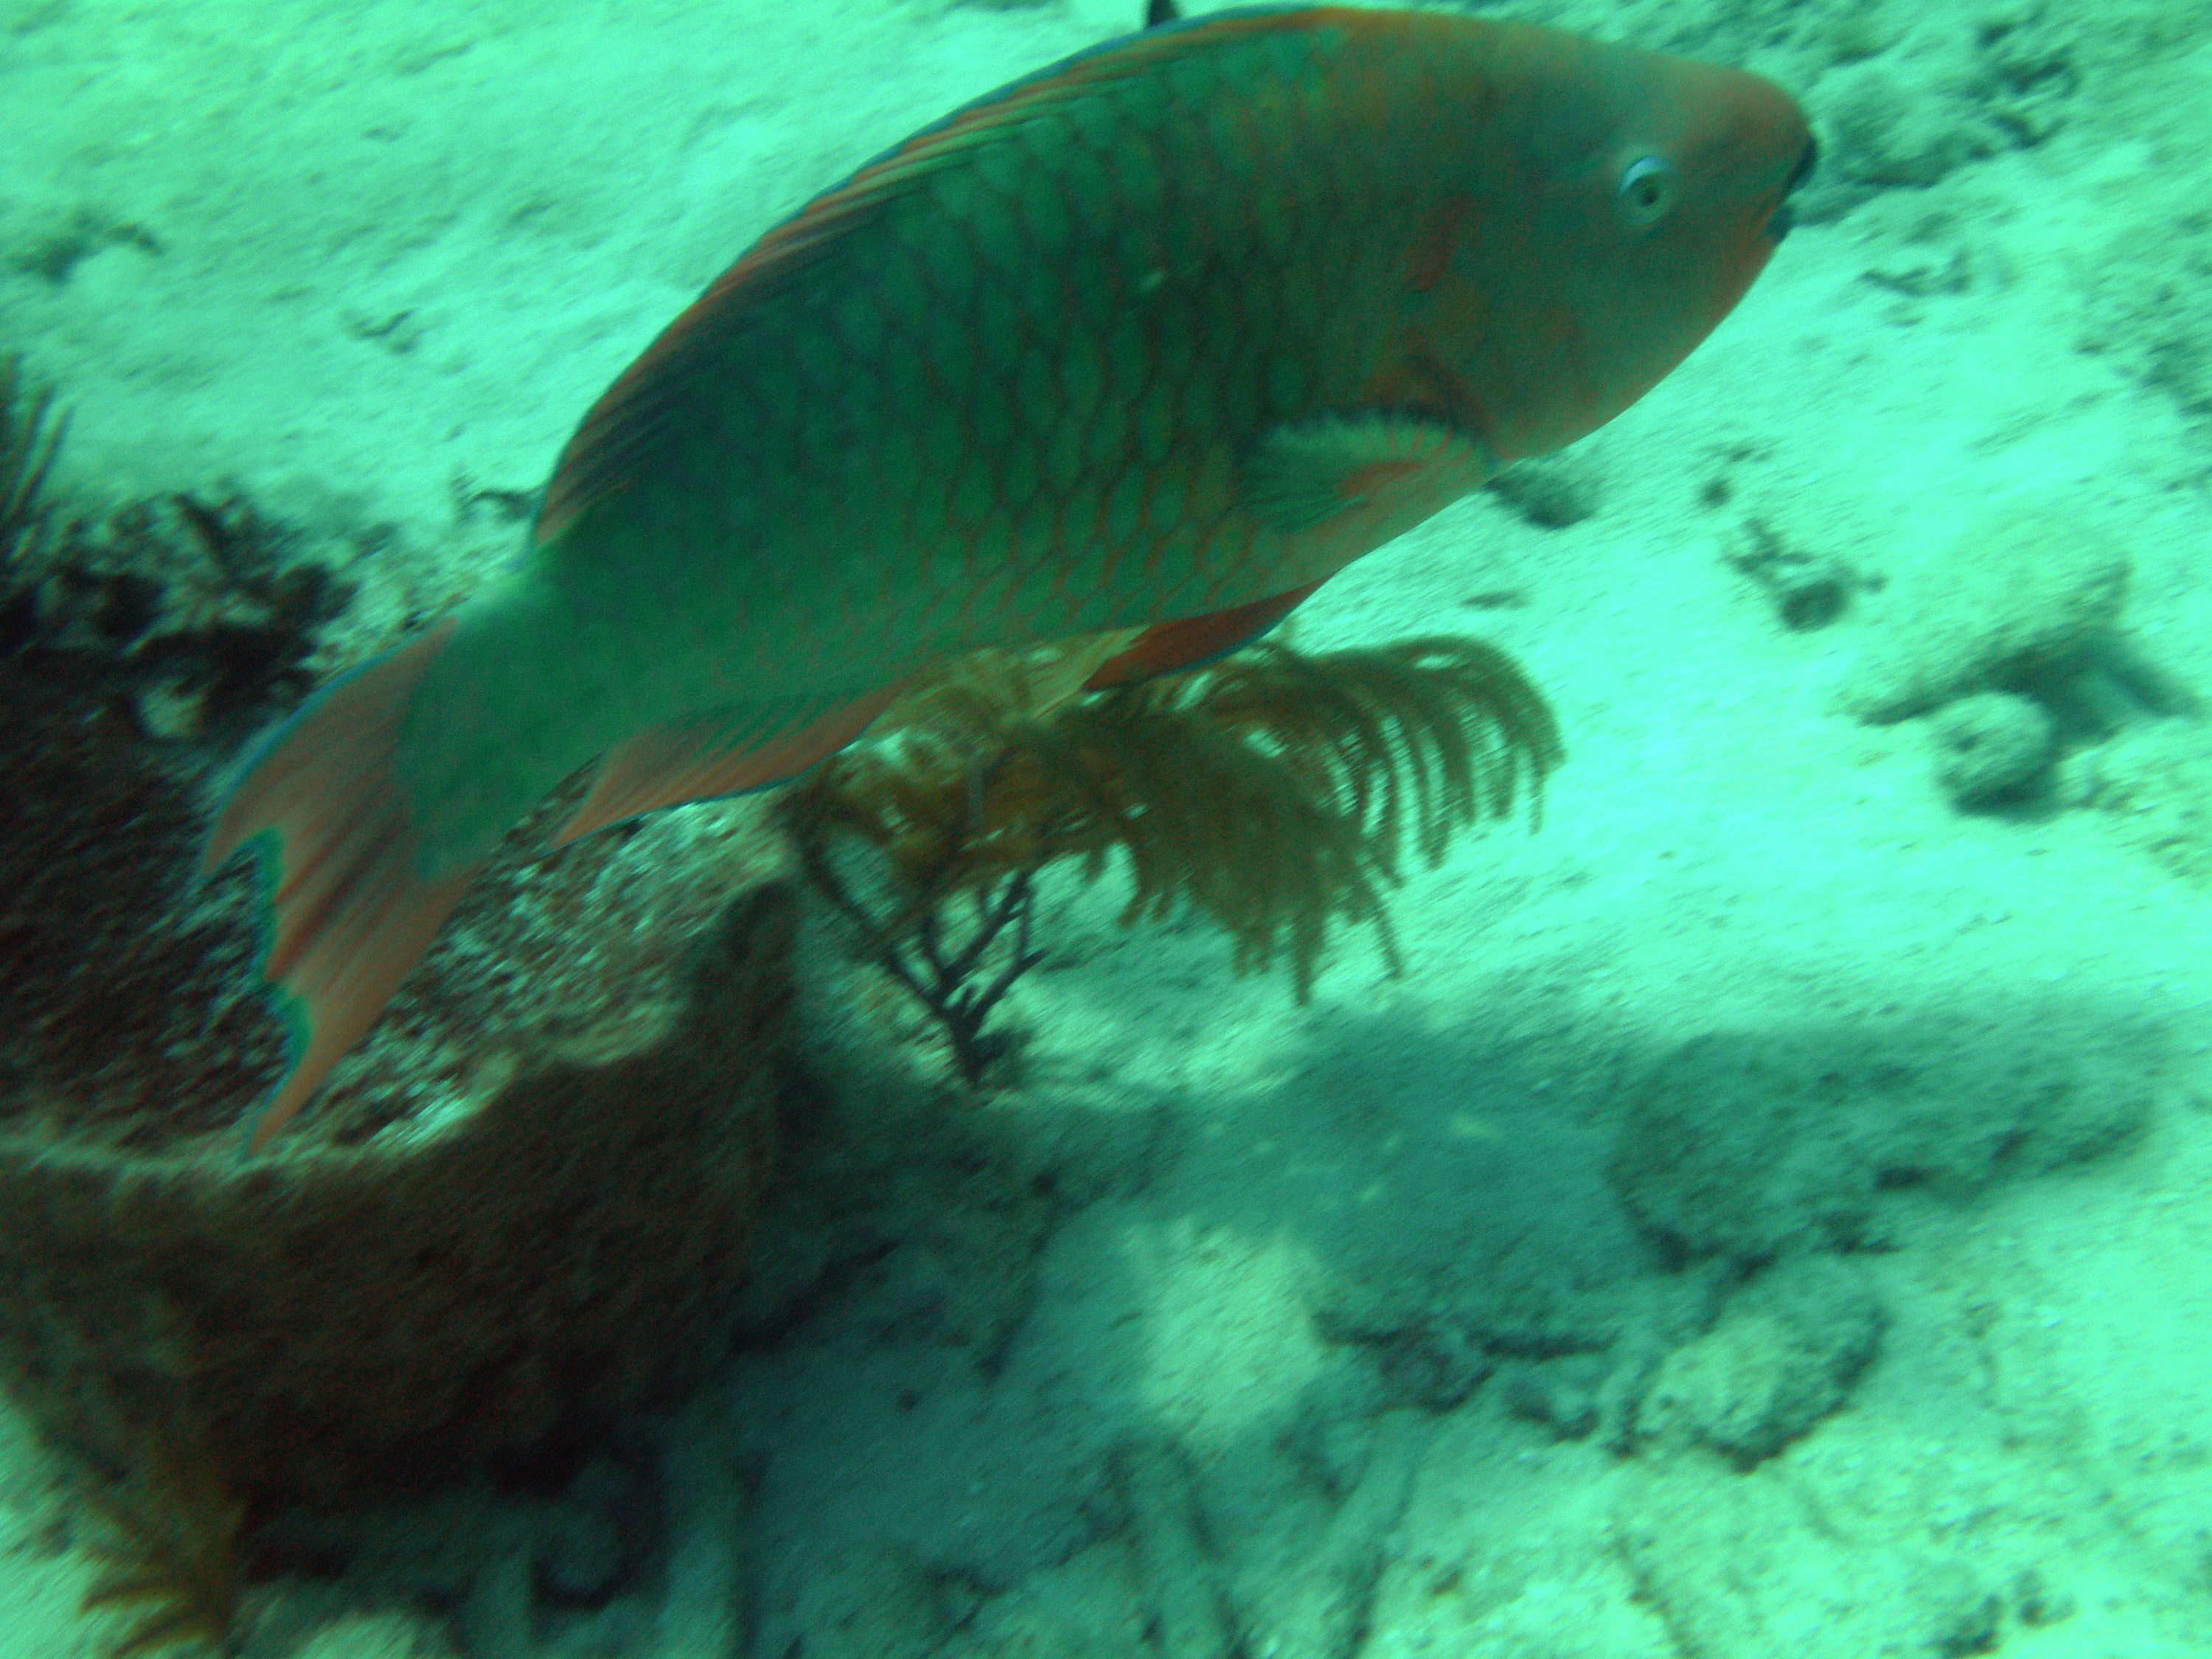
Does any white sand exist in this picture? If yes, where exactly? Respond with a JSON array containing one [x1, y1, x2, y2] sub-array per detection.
[[7, 0, 2212, 1653]]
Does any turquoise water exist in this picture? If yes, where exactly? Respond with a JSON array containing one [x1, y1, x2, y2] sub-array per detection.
[[4, 1, 2212, 1655]]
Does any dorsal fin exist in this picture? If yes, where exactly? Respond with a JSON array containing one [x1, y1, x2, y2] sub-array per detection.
[[536, 5, 1355, 544]]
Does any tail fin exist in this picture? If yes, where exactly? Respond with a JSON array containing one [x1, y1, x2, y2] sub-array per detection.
[[200, 620, 481, 1153]]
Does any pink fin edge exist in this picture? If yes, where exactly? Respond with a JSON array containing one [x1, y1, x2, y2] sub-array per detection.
[[554, 685, 905, 847], [1084, 584, 1321, 690]]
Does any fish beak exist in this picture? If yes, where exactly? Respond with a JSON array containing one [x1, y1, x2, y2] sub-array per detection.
[[1767, 135, 1819, 242], [1787, 134, 1821, 195]]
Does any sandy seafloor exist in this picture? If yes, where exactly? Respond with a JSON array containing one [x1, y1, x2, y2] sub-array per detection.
[[7, 0, 2212, 1655]]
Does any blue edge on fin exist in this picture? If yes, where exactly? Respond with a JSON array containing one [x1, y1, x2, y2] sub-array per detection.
[[199, 646, 398, 1156]]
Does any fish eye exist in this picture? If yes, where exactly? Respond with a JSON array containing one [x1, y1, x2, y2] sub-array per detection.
[[1616, 154, 1677, 229]]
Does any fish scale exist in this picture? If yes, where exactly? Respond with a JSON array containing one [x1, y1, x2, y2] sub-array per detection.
[[201, 4, 1812, 1147]]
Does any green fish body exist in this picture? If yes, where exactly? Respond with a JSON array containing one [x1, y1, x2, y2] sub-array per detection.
[[205, 4, 1814, 1147]]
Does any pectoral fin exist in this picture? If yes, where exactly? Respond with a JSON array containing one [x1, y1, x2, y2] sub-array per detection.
[[1242, 411, 1496, 536]]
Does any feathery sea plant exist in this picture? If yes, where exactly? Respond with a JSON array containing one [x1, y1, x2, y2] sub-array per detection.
[[777, 634, 1562, 1081], [75, 1425, 247, 1658]]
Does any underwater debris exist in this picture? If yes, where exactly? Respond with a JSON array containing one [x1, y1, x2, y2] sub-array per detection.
[[22, 490, 355, 737], [1928, 691, 2056, 809], [2064, 720, 2212, 885], [76, 1426, 248, 1658], [1723, 516, 1854, 632], [11, 208, 162, 285], [1486, 456, 1599, 529], [1632, 1253, 1886, 1470], [1836, 498, 2130, 724], [777, 635, 1562, 1081]]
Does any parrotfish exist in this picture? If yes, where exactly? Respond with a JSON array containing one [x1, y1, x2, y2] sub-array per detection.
[[203, 4, 1814, 1150]]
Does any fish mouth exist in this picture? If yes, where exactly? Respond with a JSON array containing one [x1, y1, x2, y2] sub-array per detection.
[[1767, 135, 1820, 241]]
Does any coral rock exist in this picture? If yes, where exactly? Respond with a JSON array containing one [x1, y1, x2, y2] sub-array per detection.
[[0, 682, 795, 1504]]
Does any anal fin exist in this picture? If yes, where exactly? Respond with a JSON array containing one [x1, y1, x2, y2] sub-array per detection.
[[1082, 583, 1321, 691], [555, 686, 903, 846]]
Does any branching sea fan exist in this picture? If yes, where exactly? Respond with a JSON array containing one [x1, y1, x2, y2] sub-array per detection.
[[76, 1430, 246, 1658]]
